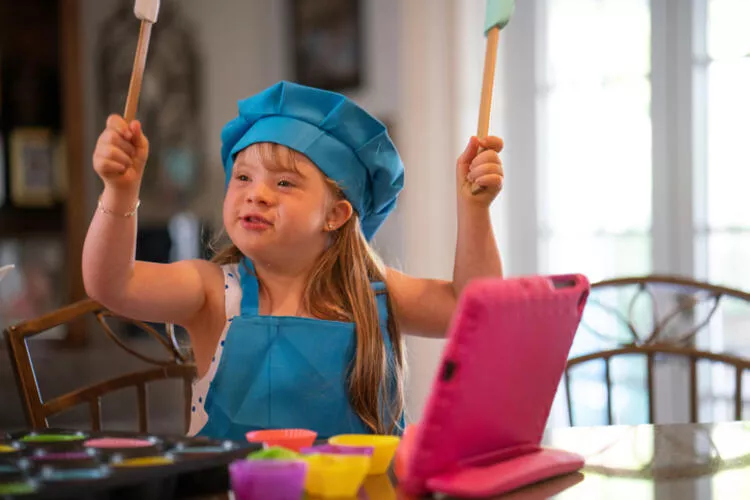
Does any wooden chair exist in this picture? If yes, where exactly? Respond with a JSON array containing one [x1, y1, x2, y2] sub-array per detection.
[[4, 299, 196, 432], [565, 275, 750, 426]]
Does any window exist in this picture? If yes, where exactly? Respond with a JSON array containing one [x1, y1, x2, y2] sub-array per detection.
[[702, 0, 750, 311], [541, 0, 652, 427], [540, 0, 652, 282], [695, 0, 750, 424], [489, 0, 750, 429]]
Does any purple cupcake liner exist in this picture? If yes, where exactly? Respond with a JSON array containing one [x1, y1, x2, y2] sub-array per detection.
[[229, 459, 307, 500]]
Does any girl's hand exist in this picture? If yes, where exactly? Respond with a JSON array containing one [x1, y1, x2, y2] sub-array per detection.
[[92, 114, 150, 192], [456, 135, 504, 207]]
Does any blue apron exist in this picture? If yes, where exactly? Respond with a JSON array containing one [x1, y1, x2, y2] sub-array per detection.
[[197, 259, 402, 441]]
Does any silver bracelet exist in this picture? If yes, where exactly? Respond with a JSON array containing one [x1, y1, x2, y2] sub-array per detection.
[[97, 195, 141, 218]]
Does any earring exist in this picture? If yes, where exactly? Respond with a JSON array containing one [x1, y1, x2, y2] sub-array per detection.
[[327, 223, 334, 231]]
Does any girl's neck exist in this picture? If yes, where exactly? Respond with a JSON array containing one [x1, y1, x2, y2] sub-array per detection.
[[251, 254, 318, 317]]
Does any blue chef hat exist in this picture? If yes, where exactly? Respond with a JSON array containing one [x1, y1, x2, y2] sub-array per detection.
[[220, 81, 404, 241]]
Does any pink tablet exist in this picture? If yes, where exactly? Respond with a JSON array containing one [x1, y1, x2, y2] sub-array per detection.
[[397, 274, 589, 498]]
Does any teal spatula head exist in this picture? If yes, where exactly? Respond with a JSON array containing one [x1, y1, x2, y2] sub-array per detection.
[[485, 0, 515, 33]]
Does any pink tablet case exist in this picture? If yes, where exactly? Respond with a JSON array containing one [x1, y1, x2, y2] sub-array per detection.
[[396, 274, 590, 498]]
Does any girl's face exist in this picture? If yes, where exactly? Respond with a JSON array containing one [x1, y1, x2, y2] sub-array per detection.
[[223, 143, 351, 265]]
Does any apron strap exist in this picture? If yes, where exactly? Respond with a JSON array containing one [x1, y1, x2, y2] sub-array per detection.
[[372, 281, 394, 353], [372, 281, 389, 324], [238, 258, 260, 317]]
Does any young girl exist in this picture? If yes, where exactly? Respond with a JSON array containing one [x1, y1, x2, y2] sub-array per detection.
[[83, 81, 504, 440]]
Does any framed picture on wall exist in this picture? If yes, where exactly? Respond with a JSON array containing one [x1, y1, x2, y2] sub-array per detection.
[[290, 0, 362, 91], [9, 128, 57, 207]]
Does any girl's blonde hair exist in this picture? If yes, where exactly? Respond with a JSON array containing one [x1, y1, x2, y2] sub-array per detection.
[[213, 143, 406, 434]]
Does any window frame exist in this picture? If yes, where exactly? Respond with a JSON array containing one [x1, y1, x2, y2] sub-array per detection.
[[492, 0, 750, 427]]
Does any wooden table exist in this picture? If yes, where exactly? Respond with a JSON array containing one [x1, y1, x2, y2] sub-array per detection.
[[198, 421, 750, 499]]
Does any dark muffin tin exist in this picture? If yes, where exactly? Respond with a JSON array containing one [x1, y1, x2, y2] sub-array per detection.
[[0, 428, 259, 499]]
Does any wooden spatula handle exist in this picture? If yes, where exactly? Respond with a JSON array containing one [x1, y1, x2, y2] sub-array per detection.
[[477, 27, 499, 139], [472, 27, 500, 195], [124, 20, 153, 123]]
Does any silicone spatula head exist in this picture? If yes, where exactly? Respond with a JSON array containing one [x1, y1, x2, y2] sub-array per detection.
[[134, 0, 160, 23], [484, 0, 515, 33]]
